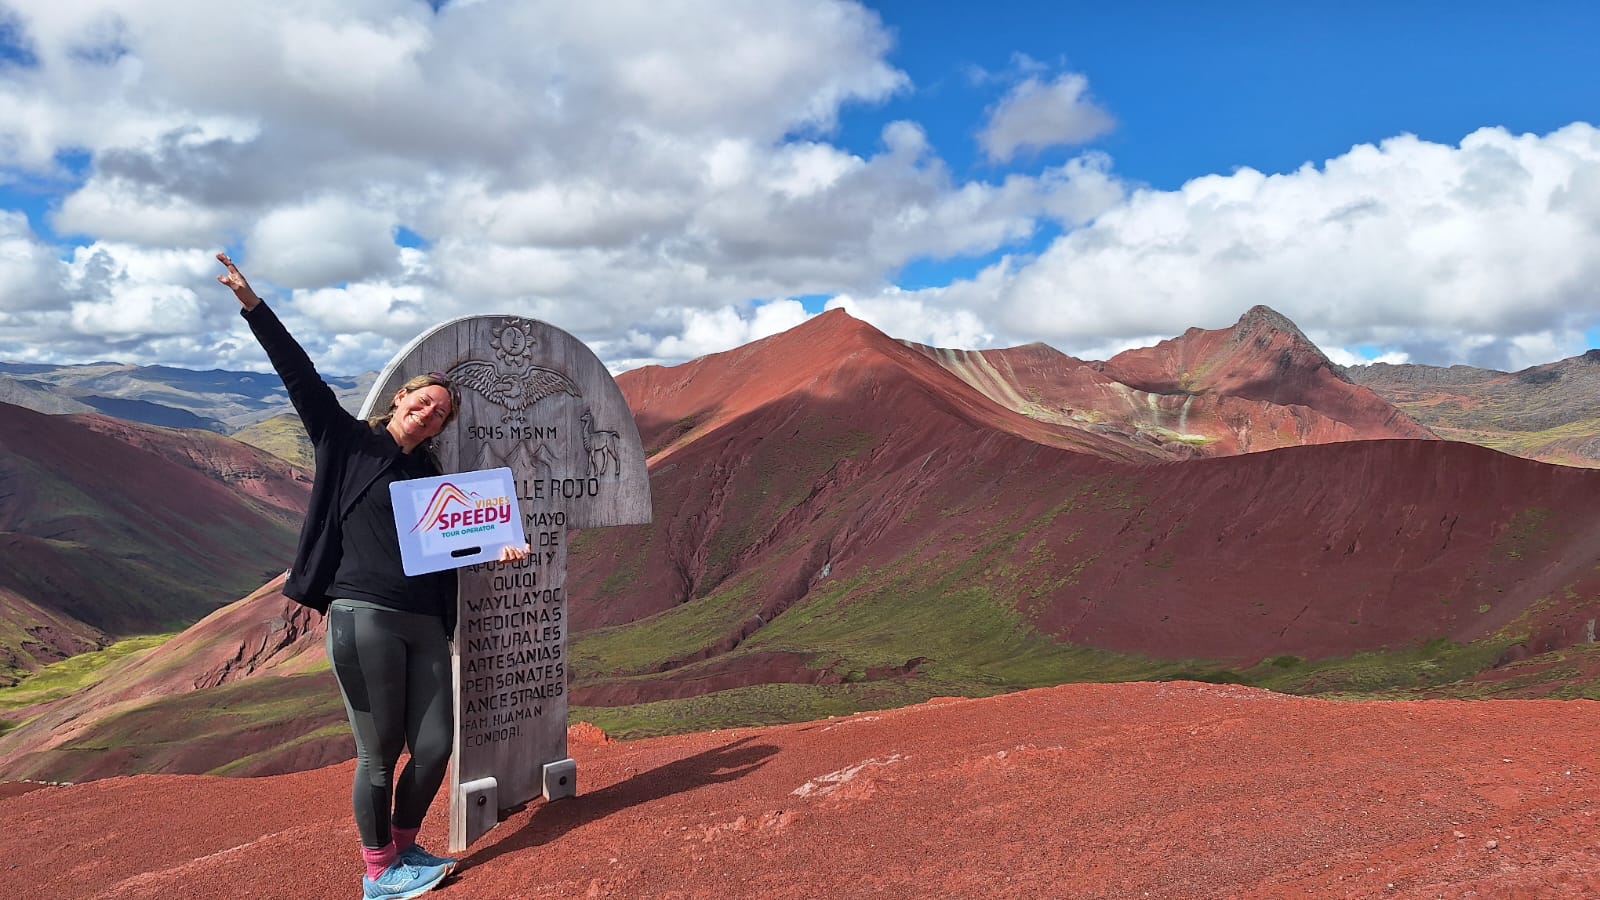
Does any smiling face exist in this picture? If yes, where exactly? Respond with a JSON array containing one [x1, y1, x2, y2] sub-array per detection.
[[386, 384, 454, 451]]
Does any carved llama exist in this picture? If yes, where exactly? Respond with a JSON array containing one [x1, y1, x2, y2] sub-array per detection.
[[579, 407, 621, 477]]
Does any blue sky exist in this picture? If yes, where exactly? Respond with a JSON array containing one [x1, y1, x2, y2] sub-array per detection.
[[853, 2, 1597, 187], [844, 2, 1600, 302], [0, 0, 1597, 374]]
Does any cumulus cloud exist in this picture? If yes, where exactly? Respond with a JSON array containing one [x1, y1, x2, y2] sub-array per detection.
[[1321, 346, 1410, 368], [652, 299, 810, 360], [0, 211, 61, 310], [979, 72, 1115, 163], [247, 197, 401, 288], [55, 174, 234, 246], [6, 0, 1098, 370], [1000, 125, 1600, 369], [0, 1, 1596, 381], [61, 242, 221, 340], [842, 124, 1600, 371]]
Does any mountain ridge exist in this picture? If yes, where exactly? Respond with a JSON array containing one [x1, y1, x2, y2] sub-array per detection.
[[0, 402, 306, 681], [7, 305, 1599, 466], [4, 304, 1600, 784]]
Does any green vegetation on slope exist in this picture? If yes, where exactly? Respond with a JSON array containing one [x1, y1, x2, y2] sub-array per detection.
[[208, 721, 351, 777], [573, 682, 926, 739], [0, 634, 178, 742], [571, 576, 760, 677], [569, 629, 1537, 741], [10, 672, 346, 782], [1428, 416, 1600, 461], [570, 499, 1219, 738], [0, 634, 174, 721], [566, 484, 1570, 740], [231, 413, 315, 469], [1184, 636, 1523, 696]]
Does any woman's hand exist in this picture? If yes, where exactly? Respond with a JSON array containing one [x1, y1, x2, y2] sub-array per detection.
[[498, 543, 532, 563], [216, 253, 262, 311]]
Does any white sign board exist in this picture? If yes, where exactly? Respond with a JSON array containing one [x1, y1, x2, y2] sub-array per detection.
[[390, 467, 525, 575]]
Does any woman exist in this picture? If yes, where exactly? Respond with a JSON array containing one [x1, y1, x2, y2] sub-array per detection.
[[217, 253, 526, 900]]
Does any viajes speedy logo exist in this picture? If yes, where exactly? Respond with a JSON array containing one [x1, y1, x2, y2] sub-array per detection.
[[410, 482, 515, 536]]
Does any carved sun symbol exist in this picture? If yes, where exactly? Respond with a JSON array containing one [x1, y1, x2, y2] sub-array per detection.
[[490, 319, 536, 369]]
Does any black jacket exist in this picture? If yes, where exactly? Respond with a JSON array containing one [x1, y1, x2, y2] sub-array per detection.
[[243, 302, 456, 634]]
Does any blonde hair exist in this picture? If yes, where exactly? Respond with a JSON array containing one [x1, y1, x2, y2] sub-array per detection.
[[368, 373, 462, 432]]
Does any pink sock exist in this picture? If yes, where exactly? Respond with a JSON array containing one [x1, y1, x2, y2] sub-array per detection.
[[392, 826, 420, 853], [362, 842, 397, 881]]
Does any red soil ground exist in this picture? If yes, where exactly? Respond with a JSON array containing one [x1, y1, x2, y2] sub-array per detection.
[[6, 682, 1599, 899]]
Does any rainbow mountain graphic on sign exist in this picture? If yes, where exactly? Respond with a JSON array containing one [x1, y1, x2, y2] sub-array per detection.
[[410, 482, 514, 534]]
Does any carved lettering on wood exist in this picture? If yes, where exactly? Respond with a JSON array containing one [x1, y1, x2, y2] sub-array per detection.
[[361, 315, 650, 852]]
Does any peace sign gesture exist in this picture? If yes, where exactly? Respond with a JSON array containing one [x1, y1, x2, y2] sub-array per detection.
[[215, 252, 262, 311]]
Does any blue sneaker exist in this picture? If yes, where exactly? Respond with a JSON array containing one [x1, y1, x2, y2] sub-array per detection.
[[362, 860, 450, 900], [399, 843, 459, 876]]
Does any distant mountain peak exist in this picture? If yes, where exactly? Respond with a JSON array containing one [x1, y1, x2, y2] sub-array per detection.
[[779, 306, 875, 343], [1232, 305, 1314, 347]]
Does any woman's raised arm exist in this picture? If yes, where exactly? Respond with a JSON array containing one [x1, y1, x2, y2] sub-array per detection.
[[216, 253, 262, 311], [217, 251, 351, 442]]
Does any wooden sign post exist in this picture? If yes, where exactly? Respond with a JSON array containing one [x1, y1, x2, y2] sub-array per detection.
[[360, 315, 650, 853]]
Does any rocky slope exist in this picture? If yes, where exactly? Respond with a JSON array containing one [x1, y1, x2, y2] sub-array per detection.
[[899, 305, 1437, 459], [1350, 350, 1600, 467], [1092, 304, 1435, 453], [68, 414, 311, 516]]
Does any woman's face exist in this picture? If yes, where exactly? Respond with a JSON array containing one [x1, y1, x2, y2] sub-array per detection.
[[389, 384, 454, 445]]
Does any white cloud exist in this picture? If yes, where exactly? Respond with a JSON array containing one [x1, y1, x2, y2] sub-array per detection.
[[0, 1, 1596, 382], [247, 197, 401, 288], [652, 299, 811, 360], [979, 72, 1115, 163], [1503, 329, 1589, 372], [56, 243, 223, 340], [827, 286, 995, 350], [803, 124, 1600, 371], [990, 124, 1600, 368], [0, 211, 61, 310], [68, 285, 203, 339], [1037, 153, 1125, 227], [276, 12, 432, 99], [0, 0, 951, 369], [54, 174, 232, 245], [1321, 346, 1410, 368], [294, 280, 440, 339]]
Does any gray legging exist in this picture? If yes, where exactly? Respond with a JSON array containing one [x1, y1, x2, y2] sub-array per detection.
[[326, 600, 454, 850]]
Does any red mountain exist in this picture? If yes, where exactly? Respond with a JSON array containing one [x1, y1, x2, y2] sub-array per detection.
[[583, 309, 1563, 634], [624, 308, 1165, 466], [0, 574, 342, 783], [6, 307, 1597, 784], [902, 306, 1434, 458], [68, 414, 311, 518], [0, 403, 306, 678]]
